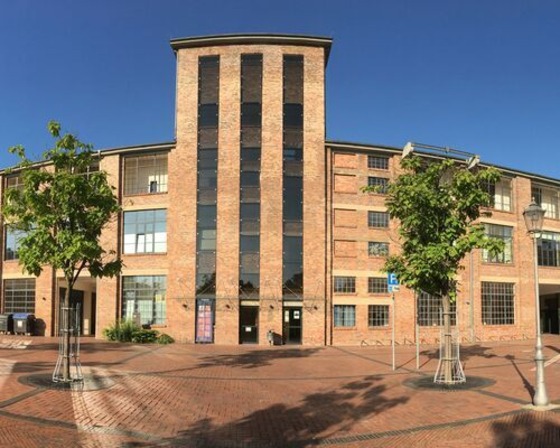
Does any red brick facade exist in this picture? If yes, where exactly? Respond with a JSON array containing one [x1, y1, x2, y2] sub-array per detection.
[[0, 34, 559, 346]]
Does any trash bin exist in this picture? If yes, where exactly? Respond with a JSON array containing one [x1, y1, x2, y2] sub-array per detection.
[[12, 313, 35, 336], [0, 314, 14, 334]]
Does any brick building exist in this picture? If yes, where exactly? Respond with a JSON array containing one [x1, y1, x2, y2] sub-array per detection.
[[1, 34, 560, 345]]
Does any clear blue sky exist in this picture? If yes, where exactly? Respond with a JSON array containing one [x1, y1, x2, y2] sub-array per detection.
[[1, 0, 559, 178]]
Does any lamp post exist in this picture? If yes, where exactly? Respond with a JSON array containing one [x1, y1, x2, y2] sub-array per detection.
[[522, 199, 548, 407]]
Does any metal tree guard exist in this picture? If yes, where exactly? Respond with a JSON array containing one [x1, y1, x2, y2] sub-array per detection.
[[434, 328, 466, 384], [53, 305, 83, 383]]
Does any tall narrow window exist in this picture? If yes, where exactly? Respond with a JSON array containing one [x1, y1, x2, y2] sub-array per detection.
[[196, 56, 219, 298], [483, 178, 512, 212], [4, 226, 27, 260], [282, 55, 304, 299], [532, 184, 560, 219], [483, 224, 513, 263], [538, 231, 560, 267], [239, 54, 262, 298]]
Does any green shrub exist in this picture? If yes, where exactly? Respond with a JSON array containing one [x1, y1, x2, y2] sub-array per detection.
[[157, 333, 175, 344], [103, 320, 140, 342], [131, 329, 159, 344], [103, 321, 174, 344]]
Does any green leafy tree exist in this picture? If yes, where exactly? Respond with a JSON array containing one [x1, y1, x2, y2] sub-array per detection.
[[367, 154, 503, 384], [2, 121, 122, 382]]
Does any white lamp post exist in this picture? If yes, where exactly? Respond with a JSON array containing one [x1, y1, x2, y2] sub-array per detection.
[[522, 199, 548, 407]]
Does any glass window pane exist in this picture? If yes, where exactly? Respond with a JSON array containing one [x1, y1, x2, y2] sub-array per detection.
[[199, 104, 218, 128]]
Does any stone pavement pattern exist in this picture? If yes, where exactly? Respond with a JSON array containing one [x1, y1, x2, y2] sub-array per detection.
[[0, 336, 559, 447]]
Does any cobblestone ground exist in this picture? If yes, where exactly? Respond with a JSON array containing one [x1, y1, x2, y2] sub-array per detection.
[[0, 335, 559, 447]]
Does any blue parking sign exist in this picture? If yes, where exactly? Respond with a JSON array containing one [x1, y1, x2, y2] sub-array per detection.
[[387, 273, 399, 292]]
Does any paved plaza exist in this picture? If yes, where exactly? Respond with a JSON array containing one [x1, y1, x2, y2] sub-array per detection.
[[0, 335, 559, 447]]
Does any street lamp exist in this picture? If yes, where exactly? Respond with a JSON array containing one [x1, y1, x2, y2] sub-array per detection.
[[523, 199, 548, 407]]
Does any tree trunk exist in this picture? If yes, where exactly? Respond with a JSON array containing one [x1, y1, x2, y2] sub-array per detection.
[[442, 294, 453, 384], [62, 284, 71, 381]]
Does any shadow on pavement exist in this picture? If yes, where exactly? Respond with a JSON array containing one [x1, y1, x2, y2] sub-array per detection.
[[122, 374, 408, 448], [504, 354, 534, 400], [492, 412, 560, 448], [188, 347, 324, 370], [419, 344, 497, 369]]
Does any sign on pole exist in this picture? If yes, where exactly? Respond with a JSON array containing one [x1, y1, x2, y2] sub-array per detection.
[[387, 273, 399, 371], [387, 272, 400, 293]]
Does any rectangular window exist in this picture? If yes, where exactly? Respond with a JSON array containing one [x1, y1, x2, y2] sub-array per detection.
[[417, 291, 456, 326], [368, 241, 389, 257], [5, 175, 23, 191], [483, 178, 512, 212], [334, 305, 356, 327], [538, 231, 560, 267], [368, 155, 389, 170], [481, 282, 514, 325], [4, 227, 26, 261], [4, 279, 35, 313], [368, 305, 389, 327], [122, 276, 166, 325], [334, 276, 356, 293], [532, 185, 560, 219], [123, 153, 168, 195], [367, 177, 389, 194], [123, 209, 167, 254], [483, 224, 513, 263], [368, 278, 388, 294], [368, 211, 389, 228]]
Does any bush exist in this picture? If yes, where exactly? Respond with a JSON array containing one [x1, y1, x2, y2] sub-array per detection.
[[131, 329, 158, 344], [103, 320, 140, 342], [157, 333, 175, 344], [103, 320, 175, 344]]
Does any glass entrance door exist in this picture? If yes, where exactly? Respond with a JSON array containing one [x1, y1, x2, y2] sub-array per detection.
[[283, 307, 302, 345], [239, 306, 259, 344]]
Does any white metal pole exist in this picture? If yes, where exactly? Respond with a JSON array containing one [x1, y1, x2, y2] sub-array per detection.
[[532, 234, 549, 407], [392, 292, 396, 371], [415, 292, 420, 370]]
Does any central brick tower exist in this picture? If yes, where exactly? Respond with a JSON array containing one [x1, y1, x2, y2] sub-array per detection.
[[168, 34, 332, 345]]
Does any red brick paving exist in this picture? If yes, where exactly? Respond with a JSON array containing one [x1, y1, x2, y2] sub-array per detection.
[[0, 336, 559, 447]]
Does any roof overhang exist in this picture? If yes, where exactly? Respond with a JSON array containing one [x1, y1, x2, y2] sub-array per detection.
[[170, 33, 332, 65]]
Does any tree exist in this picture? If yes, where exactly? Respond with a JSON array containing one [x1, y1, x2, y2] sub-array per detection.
[[368, 154, 503, 384], [2, 121, 122, 382]]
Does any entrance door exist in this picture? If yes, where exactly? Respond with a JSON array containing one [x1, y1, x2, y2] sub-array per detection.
[[195, 299, 215, 343], [283, 307, 302, 345], [239, 306, 259, 344]]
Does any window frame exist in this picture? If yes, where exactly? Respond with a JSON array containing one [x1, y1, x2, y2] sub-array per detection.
[[3, 278, 35, 314], [368, 277, 388, 294], [334, 305, 356, 327], [368, 211, 389, 228], [123, 152, 169, 196], [368, 305, 390, 327], [333, 276, 356, 294], [483, 224, 513, 264], [123, 209, 167, 255], [367, 176, 389, 194], [481, 282, 515, 326], [122, 275, 167, 326], [367, 155, 389, 170], [368, 241, 389, 257]]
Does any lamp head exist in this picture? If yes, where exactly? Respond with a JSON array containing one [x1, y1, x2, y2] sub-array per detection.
[[523, 199, 545, 234]]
